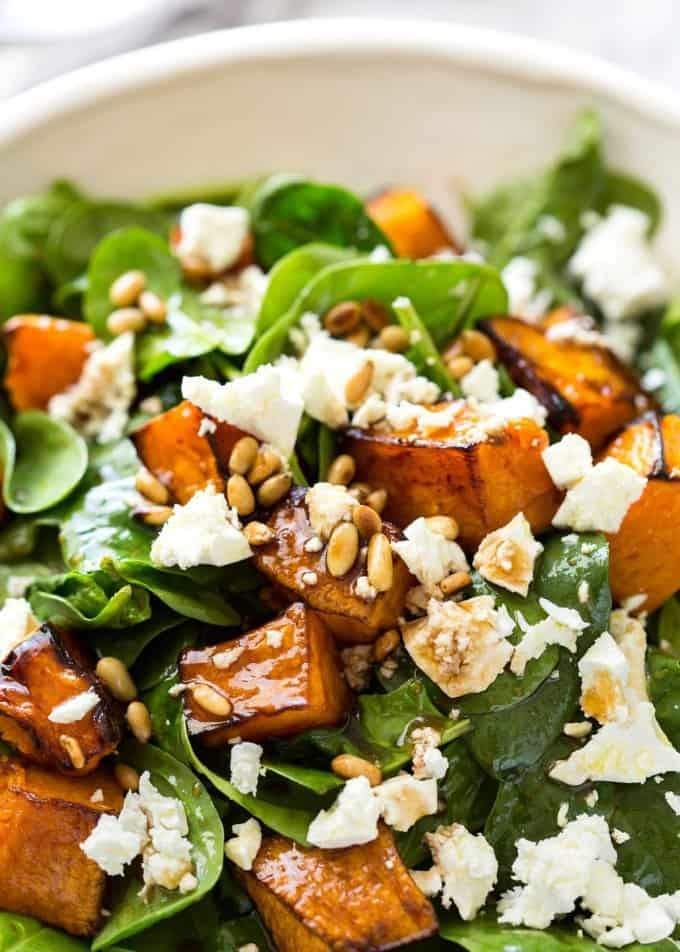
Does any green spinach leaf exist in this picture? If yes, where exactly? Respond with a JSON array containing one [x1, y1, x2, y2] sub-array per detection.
[[392, 295, 458, 393], [28, 571, 151, 629], [0, 912, 88, 950], [92, 608, 184, 670]]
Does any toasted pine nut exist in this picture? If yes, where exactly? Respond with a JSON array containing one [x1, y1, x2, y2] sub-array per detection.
[[447, 355, 474, 380], [139, 290, 167, 324], [331, 753, 382, 787], [115, 763, 140, 792], [378, 325, 410, 353], [107, 307, 146, 335], [227, 474, 255, 517], [361, 299, 390, 332], [353, 504, 382, 539], [440, 570, 472, 596], [96, 656, 137, 703], [192, 683, 233, 718], [248, 448, 281, 486], [229, 436, 259, 475], [366, 488, 387, 514], [345, 360, 374, 405], [244, 521, 274, 546], [348, 481, 371, 501], [327, 454, 356, 486], [141, 505, 173, 526], [109, 270, 146, 307], [345, 325, 370, 348], [60, 735, 85, 770], [461, 328, 497, 363], [257, 473, 292, 508], [327, 522, 360, 577], [126, 701, 153, 743], [373, 628, 401, 662], [367, 533, 393, 592], [323, 301, 362, 336], [425, 515, 459, 540], [135, 467, 169, 505]]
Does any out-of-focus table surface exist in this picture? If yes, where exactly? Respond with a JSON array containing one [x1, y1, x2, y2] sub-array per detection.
[[1, 0, 679, 99]]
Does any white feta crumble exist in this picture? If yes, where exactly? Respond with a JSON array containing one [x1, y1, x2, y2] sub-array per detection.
[[552, 458, 646, 534], [6, 576, 32, 598], [578, 631, 630, 724], [601, 320, 642, 364], [460, 359, 500, 403], [177, 203, 249, 273], [182, 365, 303, 458], [511, 599, 588, 676], [537, 214, 567, 244], [542, 433, 593, 490], [481, 388, 548, 429], [568, 205, 668, 322], [578, 581, 590, 604], [472, 513, 543, 596], [48, 688, 99, 724], [423, 824, 498, 920], [411, 726, 448, 780], [402, 596, 514, 698], [410, 866, 443, 897], [585, 789, 599, 808], [501, 257, 552, 321], [612, 828, 631, 845], [557, 802, 570, 828], [197, 416, 216, 437], [374, 774, 438, 832], [0, 597, 37, 662], [212, 645, 245, 669], [305, 482, 357, 541], [230, 742, 264, 797], [392, 517, 469, 596], [265, 628, 284, 649], [48, 332, 136, 443], [354, 576, 377, 602], [224, 818, 262, 871], [307, 775, 381, 849], [200, 265, 267, 318], [665, 792, 680, 816], [151, 485, 251, 570]]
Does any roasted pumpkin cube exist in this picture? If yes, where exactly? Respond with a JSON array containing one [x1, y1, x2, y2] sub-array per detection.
[[242, 826, 437, 952], [0, 756, 123, 936], [252, 488, 412, 643], [600, 412, 680, 613], [0, 625, 122, 774], [366, 187, 459, 259], [344, 401, 560, 551], [181, 602, 351, 745], [481, 316, 653, 450], [4, 315, 95, 411]]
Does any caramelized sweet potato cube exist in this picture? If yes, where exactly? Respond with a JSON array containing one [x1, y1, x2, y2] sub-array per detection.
[[0, 756, 122, 936], [181, 602, 351, 745], [601, 413, 680, 613], [242, 826, 437, 951], [4, 315, 95, 411], [0, 624, 122, 774], [252, 488, 412, 643], [365, 187, 459, 259], [345, 402, 560, 551], [481, 316, 653, 450]]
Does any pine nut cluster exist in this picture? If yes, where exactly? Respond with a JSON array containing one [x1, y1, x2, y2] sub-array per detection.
[[107, 269, 168, 336]]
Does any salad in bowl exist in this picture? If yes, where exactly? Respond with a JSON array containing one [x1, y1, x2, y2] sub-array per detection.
[[0, 110, 679, 952]]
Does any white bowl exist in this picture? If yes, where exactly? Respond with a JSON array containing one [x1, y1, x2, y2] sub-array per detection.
[[1, 18, 680, 253]]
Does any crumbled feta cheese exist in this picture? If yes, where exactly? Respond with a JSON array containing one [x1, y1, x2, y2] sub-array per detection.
[[300, 570, 318, 586], [305, 482, 357, 541], [557, 802, 570, 828], [201, 265, 267, 318], [568, 205, 667, 322], [601, 320, 642, 364], [374, 774, 438, 832], [230, 742, 263, 796], [307, 776, 381, 849], [537, 215, 567, 244], [425, 824, 498, 920], [410, 866, 443, 897], [151, 485, 251, 570], [552, 458, 646, 533], [542, 434, 593, 490], [578, 631, 630, 724], [265, 628, 284, 649], [612, 828, 630, 844], [354, 576, 377, 602], [48, 333, 135, 443], [139, 395, 163, 415], [197, 416, 216, 437], [303, 535, 324, 553], [182, 366, 303, 457], [473, 513, 543, 596], [212, 645, 245, 669], [341, 644, 373, 692], [460, 359, 500, 403], [6, 576, 32, 598], [585, 789, 599, 808], [482, 388, 548, 429], [177, 203, 249, 273], [224, 818, 262, 870], [578, 581, 590, 604], [402, 596, 513, 698], [0, 597, 37, 662], [501, 257, 552, 321], [392, 517, 469, 596], [511, 598, 588, 675], [642, 367, 667, 392], [48, 689, 99, 724], [665, 792, 680, 815], [81, 809, 146, 877], [411, 726, 448, 780]]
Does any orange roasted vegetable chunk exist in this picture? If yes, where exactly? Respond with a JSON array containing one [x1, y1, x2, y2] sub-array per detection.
[[345, 401, 560, 551], [4, 315, 95, 411], [242, 826, 438, 952], [600, 412, 680, 613], [180, 602, 351, 745], [481, 316, 653, 450], [0, 756, 122, 936], [366, 187, 459, 259], [0, 625, 122, 774], [252, 488, 412, 643]]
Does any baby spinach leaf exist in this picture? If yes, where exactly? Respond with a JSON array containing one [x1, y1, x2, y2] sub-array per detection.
[[359, 677, 460, 749], [261, 760, 343, 795], [128, 622, 197, 690], [317, 424, 335, 481], [0, 234, 48, 319], [657, 596, 680, 657], [643, 303, 680, 413], [0, 911, 89, 950], [648, 649, 680, 747], [92, 741, 224, 951], [392, 296, 458, 393], [146, 178, 250, 211], [214, 911, 274, 952], [249, 175, 390, 269], [92, 608, 183, 670], [1, 412, 88, 515], [115, 560, 239, 627], [28, 571, 151, 629], [601, 169, 662, 235]]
